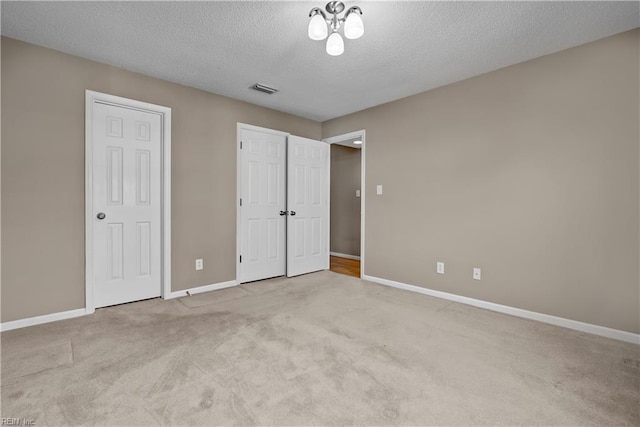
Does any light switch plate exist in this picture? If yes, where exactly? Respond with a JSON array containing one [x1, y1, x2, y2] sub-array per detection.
[[356, 189, 361, 198], [473, 268, 481, 280], [376, 185, 383, 195], [437, 262, 445, 274], [196, 259, 204, 271]]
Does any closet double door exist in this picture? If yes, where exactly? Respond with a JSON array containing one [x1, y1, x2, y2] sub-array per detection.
[[239, 126, 329, 283]]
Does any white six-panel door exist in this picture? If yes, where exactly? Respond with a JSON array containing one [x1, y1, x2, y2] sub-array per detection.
[[92, 102, 162, 307], [239, 128, 287, 283], [286, 136, 329, 277]]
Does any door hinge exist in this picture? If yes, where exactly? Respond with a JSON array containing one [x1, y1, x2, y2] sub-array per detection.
[[240, 141, 243, 149], [240, 198, 242, 206], [240, 255, 242, 263]]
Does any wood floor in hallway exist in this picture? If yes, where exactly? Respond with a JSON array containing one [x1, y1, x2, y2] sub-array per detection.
[[330, 255, 360, 278]]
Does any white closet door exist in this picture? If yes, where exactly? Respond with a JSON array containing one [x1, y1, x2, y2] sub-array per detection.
[[239, 128, 287, 283], [286, 135, 329, 277]]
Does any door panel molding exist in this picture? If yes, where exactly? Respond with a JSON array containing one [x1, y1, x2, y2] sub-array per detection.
[[85, 90, 171, 313]]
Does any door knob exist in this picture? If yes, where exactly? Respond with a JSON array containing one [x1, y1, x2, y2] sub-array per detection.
[[97, 212, 106, 220], [290, 211, 296, 216], [279, 211, 288, 216]]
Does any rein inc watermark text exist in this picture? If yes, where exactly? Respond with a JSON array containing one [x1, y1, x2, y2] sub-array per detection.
[[1, 419, 35, 426]]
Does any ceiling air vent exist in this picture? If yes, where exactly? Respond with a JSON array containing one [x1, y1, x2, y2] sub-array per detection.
[[250, 83, 278, 95]]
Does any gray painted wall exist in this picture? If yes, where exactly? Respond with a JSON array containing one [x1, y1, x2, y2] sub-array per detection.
[[3, 30, 638, 334], [1, 37, 321, 322], [323, 30, 640, 334]]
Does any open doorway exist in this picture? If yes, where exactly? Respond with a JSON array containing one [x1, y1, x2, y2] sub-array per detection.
[[325, 131, 365, 278]]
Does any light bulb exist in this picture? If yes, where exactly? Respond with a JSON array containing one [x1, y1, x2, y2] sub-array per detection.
[[308, 14, 328, 40], [326, 32, 344, 56], [344, 11, 364, 40]]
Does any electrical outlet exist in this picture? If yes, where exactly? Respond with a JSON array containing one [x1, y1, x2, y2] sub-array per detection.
[[473, 268, 481, 280], [376, 185, 383, 195], [195, 259, 204, 271], [437, 262, 445, 274]]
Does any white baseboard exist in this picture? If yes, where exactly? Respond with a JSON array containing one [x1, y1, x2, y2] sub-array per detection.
[[0, 308, 89, 332], [1, 280, 238, 332], [330, 252, 361, 260], [166, 280, 238, 299], [362, 274, 640, 345]]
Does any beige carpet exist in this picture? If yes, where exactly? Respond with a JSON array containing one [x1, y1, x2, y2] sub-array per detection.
[[1, 270, 638, 425]]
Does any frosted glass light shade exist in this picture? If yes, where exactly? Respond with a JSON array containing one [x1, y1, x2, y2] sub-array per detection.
[[308, 14, 328, 40], [344, 12, 364, 39], [326, 32, 344, 56]]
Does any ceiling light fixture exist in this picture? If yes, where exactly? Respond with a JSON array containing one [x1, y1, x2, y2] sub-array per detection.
[[308, 1, 363, 56], [353, 140, 362, 145]]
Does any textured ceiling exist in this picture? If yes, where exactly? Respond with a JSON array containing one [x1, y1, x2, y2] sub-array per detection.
[[2, 1, 638, 121]]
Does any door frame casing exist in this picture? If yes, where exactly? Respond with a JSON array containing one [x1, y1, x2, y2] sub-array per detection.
[[323, 130, 366, 277], [236, 123, 290, 284], [85, 90, 172, 313]]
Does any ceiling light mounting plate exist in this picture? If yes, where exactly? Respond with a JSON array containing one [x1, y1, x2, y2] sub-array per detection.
[[326, 1, 345, 15]]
